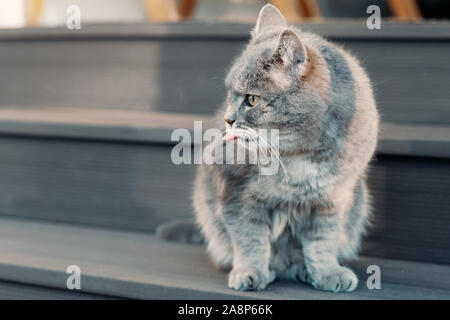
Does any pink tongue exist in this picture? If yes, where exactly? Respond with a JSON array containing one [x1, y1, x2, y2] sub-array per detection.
[[223, 134, 237, 142]]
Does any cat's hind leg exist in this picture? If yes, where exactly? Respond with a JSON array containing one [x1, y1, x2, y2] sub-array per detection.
[[338, 179, 371, 262], [194, 166, 233, 270]]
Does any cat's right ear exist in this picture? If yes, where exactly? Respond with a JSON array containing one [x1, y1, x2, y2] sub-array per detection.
[[274, 29, 311, 79], [253, 4, 287, 36]]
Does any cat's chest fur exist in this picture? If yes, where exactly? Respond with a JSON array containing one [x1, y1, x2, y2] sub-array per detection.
[[234, 157, 333, 207]]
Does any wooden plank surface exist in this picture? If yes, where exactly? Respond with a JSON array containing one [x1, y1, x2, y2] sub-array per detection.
[[1, 21, 449, 40], [365, 155, 450, 264], [0, 23, 449, 125], [0, 107, 447, 158], [0, 217, 448, 300], [0, 129, 448, 264], [0, 136, 196, 234], [377, 122, 450, 158], [0, 107, 212, 145], [0, 280, 115, 300]]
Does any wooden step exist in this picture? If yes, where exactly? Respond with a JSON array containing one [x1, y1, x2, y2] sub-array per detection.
[[0, 107, 448, 157], [0, 107, 448, 264], [0, 280, 115, 300], [0, 107, 211, 145], [0, 217, 448, 299], [0, 22, 449, 124]]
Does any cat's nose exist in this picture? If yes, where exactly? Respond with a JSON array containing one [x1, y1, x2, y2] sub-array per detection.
[[225, 119, 235, 126]]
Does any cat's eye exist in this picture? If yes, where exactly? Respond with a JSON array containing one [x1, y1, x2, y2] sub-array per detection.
[[246, 94, 259, 107]]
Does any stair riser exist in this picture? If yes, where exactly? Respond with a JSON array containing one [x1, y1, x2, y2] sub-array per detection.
[[0, 135, 448, 264], [1, 24, 450, 124]]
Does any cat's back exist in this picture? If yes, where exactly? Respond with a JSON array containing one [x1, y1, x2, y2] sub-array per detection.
[[299, 29, 379, 172]]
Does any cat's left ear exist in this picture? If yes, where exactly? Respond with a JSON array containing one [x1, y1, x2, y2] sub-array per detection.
[[274, 29, 311, 79], [253, 4, 287, 36]]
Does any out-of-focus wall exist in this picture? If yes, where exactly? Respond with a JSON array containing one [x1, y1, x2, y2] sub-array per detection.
[[39, 0, 147, 26], [193, 0, 265, 22], [3, 0, 448, 29], [0, 1, 25, 28], [0, 0, 148, 28]]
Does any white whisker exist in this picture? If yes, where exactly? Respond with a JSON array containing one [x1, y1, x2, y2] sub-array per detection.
[[247, 127, 288, 182]]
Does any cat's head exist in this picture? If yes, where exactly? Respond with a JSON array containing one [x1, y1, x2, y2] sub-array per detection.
[[223, 4, 329, 155]]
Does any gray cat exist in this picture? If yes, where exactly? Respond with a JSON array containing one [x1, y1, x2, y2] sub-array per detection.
[[158, 4, 379, 293]]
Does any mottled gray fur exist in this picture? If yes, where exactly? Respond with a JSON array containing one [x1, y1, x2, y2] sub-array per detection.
[[158, 4, 378, 292]]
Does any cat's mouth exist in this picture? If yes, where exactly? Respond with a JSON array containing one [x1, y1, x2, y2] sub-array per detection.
[[222, 133, 237, 142], [223, 127, 254, 143]]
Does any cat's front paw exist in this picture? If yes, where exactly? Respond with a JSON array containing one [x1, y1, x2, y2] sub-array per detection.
[[310, 266, 358, 292], [228, 267, 275, 291]]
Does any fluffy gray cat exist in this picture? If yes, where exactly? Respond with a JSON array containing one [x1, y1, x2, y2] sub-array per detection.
[[158, 4, 379, 293]]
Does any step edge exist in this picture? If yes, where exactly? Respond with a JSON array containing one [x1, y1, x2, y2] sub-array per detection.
[[0, 217, 449, 299], [0, 262, 256, 300], [1, 21, 450, 41], [0, 108, 448, 158]]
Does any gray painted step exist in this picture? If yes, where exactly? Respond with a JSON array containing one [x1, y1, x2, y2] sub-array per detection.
[[0, 280, 115, 300], [0, 22, 449, 124], [0, 107, 212, 146], [0, 108, 448, 264], [0, 107, 448, 157], [0, 217, 448, 300]]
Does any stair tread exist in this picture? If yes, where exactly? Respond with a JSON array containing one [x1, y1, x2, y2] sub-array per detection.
[[1, 22, 450, 124], [0, 107, 448, 157], [0, 280, 114, 300], [1, 21, 449, 40], [0, 107, 211, 145], [0, 217, 449, 299]]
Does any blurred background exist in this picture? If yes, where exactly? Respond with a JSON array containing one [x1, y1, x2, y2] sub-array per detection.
[[0, 0, 448, 299], [1, 0, 450, 27]]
